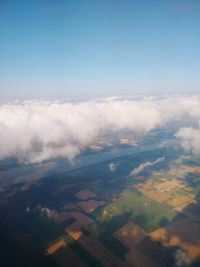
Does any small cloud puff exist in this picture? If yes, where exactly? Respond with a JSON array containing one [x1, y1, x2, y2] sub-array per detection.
[[109, 163, 118, 172]]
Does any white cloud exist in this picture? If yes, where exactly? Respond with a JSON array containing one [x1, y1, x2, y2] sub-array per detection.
[[26, 205, 57, 218], [176, 126, 200, 155], [0, 95, 199, 163], [129, 156, 165, 176], [109, 163, 118, 172], [39, 206, 57, 218]]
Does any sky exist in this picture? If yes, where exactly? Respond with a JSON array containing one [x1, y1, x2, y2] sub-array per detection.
[[0, 0, 200, 99]]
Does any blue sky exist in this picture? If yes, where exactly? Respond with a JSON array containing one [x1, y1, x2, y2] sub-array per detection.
[[0, 0, 200, 99]]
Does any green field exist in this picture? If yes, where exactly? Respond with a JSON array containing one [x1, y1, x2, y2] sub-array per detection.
[[96, 189, 182, 232]]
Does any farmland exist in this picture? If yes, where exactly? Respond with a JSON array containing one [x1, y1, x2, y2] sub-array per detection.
[[95, 188, 181, 232], [0, 144, 200, 267]]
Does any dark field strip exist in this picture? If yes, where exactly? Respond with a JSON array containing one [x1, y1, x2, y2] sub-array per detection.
[[98, 231, 129, 260], [64, 235, 103, 267]]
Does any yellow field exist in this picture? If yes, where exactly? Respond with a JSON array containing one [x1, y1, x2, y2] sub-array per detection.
[[47, 240, 66, 255], [135, 175, 193, 204], [136, 179, 171, 202], [167, 195, 196, 209], [154, 179, 186, 192]]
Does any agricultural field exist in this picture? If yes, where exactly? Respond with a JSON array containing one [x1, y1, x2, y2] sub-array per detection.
[[0, 145, 200, 267], [47, 240, 87, 267], [150, 217, 200, 263], [114, 221, 147, 248], [75, 189, 96, 200], [134, 169, 198, 215], [76, 199, 106, 213], [56, 211, 93, 231], [95, 188, 182, 232]]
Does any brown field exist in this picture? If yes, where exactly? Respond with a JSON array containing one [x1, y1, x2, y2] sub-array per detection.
[[68, 230, 132, 267], [181, 165, 200, 173], [136, 179, 171, 202], [75, 189, 96, 200], [154, 179, 186, 191], [59, 203, 80, 211], [114, 221, 147, 248], [76, 199, 105, 213], [139, 187, 170, 202], [136, 236, 176, 267], [56, 211, 93, 231], [47, 239, 87, 267], [125, 248, 161, 267], [135, 177, 191, 203], [150, 217, 200, 262]]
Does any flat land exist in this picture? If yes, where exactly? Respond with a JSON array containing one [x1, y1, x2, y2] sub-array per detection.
[[75, 189, 96, 200], [56, 211, 93, 231], [97, 189, 180, 232], [135, 177, 190, 204], [47, 240, 66, 255], [76, 199, 105, 213], [1, 148, 200, 267], [47, 239, 87, 267], [114, 221, 147, 248], [136, 235, 176, 267], [68, 230, 131, 267], [150, 217, 200, 262], [181, 203, 200, 218], [59, 203, 80, 212], [167, 195, 196, 210], [135, 179, 171, 202], [125, 248, 162, 267]]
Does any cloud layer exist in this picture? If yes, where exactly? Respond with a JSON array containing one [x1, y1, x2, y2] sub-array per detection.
[[0, 95, 199, 163], [176, 126, 200, 155]]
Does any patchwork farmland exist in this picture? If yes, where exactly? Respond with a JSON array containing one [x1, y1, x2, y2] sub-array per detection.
[[1, 147, 200, 267]]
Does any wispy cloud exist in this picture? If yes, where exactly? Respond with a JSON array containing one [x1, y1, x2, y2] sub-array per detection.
[[129, 156, 165, 176]]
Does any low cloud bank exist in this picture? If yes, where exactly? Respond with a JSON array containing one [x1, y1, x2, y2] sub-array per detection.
[[129, 156, 165, 176], [176, 126, 200, 155], [0, 95, 199, 163]]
